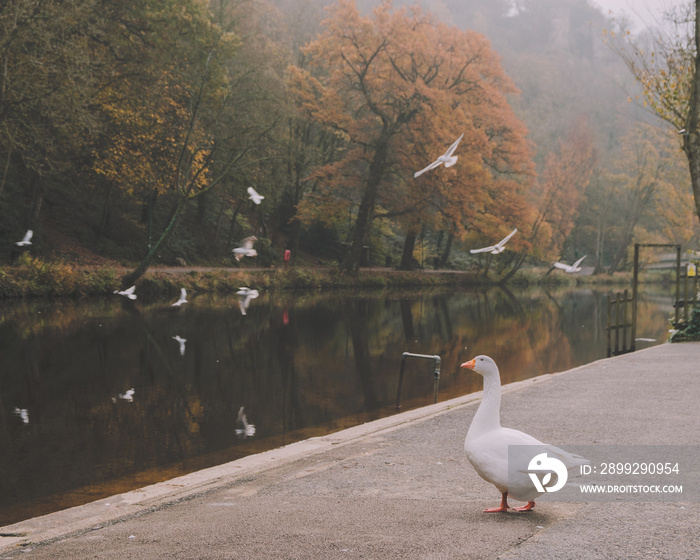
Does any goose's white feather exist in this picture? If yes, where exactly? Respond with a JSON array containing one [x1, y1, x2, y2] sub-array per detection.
[[463, 355, 587, 506]]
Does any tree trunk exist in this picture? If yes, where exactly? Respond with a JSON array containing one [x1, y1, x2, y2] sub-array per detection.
[[341, 133, 390, 272], [439, 231, 453, 268], [98, 183, 113, 239], [608, 234, 633, 274], [690, 0, 700, 225], [496, 252, 527, 284], [681, 0, 700, 225], [227, 199, 243, 251], [593, 210, 607, 274], [121, 196, 188, 287], [30, 174, 46, 225], [0, 145, 11, 201], [399, 229, 417, 270]]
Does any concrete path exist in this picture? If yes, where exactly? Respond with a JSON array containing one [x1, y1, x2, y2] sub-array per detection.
[[1, 342, 699, 559]]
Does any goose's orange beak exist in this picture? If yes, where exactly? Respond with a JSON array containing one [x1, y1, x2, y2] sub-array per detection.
[[461, 358, 475, 369]]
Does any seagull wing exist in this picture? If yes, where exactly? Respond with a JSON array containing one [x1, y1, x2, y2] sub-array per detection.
[[572, 255, 587, 268], [553, 262, 570, 270], [247, 186, 264, 203], [413, 159, 442, 178], [23, 230, 33, 243], [444, 133, 464, 157], [496, 228, 518, 247], [124, 285, 136, 295], [470, 245, 496, 254]]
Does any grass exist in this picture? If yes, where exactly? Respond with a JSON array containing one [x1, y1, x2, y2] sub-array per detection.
[[0, 258, 487, 299], [0, 256, 680, 300], [0, 255, 120, 298]]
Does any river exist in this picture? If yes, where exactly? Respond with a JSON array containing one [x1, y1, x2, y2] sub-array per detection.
[[0, 284, 673, 525]]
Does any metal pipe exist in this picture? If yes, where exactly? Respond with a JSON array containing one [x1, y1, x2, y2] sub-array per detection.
[[676, 245, 682, 326], [631, 244, 639, 351], [396, 352, 441, 409]]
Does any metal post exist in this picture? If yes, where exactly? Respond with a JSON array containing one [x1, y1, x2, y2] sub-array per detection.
[[683, 270, 690, 324], [631, 244, 639, 351], [395, 352, 441, 409], [675, 245, 682, 326], [606, 294, 612, 358], [622, 289, 628, 353], [614, 293, 621, 354]]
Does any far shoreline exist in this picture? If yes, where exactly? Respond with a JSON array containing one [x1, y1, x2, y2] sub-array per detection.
[[0, 258, 662, 299]]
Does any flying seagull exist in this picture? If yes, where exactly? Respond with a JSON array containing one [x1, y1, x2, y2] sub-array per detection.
[[172, 288, 188, 306], [233, 236, 258, 261], [236, 287, 259, 315], [553, 255, 587, 274], [414, 133, 464, 178], [247, 186, 264, 205], [470, 228, 518, 255], [13, 407, 29, 424], [16, 230, 33, 246], [118, 388, 135, 402], [236, 406, 256, 438], [114, 285, 137, 300], [172, 335, 187, 356]]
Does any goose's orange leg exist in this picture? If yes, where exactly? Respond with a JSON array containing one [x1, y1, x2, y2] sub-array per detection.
[[512, 501, 536, 512], [484, 492, 510, 513]]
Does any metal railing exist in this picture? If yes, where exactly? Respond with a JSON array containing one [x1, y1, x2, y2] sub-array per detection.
[[607, 289, 634, 357], [395, 352, 441, 409]]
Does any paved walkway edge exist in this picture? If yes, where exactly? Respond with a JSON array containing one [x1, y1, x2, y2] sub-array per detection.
[[0, 352, 619, 553]]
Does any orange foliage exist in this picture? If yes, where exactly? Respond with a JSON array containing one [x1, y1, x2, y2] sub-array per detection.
[[92, 73, 209, 197], [288, 0, 535, 250], [530, 117, 597, 259]]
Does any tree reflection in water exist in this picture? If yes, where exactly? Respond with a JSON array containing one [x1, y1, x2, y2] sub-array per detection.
[[0, 286, 671, 525]]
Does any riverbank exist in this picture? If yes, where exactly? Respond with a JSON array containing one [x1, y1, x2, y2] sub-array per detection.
[[2, 341, 699, 559], [0, 255, 665, 299]]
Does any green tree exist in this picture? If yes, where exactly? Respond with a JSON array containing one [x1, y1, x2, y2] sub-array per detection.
[[90, 0, 275, 285], [0, 0, 102, 226]]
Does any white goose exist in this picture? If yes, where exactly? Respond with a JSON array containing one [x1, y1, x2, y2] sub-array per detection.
[[461, 355, 587, 512]]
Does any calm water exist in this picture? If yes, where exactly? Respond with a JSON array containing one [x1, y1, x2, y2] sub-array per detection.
[[0, 285, 673, 525]]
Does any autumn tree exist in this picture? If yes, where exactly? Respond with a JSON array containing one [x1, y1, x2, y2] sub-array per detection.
[[614, 1, 700, 226], [289, 0, 534, 272], [529, 118, 596, 266], [582, 123, 695, 273]]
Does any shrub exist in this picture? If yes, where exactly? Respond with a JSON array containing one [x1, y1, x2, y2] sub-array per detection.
[[671, 306, 700, 342]]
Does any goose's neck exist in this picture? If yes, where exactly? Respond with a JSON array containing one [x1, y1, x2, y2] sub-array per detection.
[[469, 373, 502, 434]]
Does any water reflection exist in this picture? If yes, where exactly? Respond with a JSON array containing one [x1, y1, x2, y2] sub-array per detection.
[[0, 286, 672, 525]]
